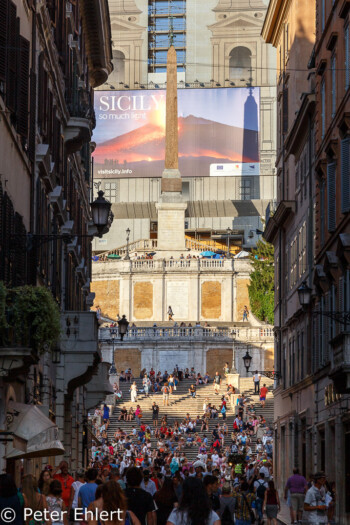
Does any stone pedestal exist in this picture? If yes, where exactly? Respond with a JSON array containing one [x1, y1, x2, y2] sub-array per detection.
[[227, 373, 240, 390], [156, 198, 187, 251]]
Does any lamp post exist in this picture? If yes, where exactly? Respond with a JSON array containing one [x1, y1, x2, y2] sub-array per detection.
[[125, 228, 131, 260], [90, 191, 112, 238], [11, 191, 113, 249], [226, 227, 232, 258], [297, 281, 312, 310], [118, 315, 129, 341], [242, 349, 252, 376]]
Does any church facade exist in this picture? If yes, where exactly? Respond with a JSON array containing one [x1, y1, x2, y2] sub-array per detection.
[[92, 0, 276, 252]]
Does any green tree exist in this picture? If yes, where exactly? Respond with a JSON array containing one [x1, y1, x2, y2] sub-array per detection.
[[248, 240, 274, 325]]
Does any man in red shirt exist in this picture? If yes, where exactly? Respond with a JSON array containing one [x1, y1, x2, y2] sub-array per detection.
[[53, 460, 74, 507], [259, 384, 268, 408]]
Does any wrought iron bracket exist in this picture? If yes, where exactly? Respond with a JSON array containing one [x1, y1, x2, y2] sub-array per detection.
[[312, 311, 350, 326], [10, 233, 94, 251]]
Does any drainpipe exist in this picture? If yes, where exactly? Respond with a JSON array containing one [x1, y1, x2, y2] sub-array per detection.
[[29, 0, 37, 235]]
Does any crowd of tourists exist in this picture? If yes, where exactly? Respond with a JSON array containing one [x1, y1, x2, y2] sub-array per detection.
[[0, 364, 335, 525]]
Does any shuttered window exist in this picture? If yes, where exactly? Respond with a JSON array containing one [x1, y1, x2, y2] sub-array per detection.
[[0, 0, 8, 86], [283, 87, 288, 135], [331, 54, 336, 118], [6, 1, 16, 112], [320, 180, 325, 246], [327, 162, 336, 232], [339, 276, 344, 311], [346, 24, 350, 91], [341, 138, 350, 213], [17, 36, 30, 137], [321, 79, 326, 139]]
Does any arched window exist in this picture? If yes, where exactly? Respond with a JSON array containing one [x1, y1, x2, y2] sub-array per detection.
[[229, 47, 252, 81], [111, 50, 125, 86]]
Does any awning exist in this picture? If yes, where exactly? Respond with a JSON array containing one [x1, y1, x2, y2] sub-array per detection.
[[6, 401, 65, 459]]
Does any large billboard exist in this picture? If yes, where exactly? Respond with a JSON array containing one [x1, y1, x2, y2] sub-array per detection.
[[93, 87, 260, 178]]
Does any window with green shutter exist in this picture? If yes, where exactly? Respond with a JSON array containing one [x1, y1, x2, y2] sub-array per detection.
[[320, 180, 325, 246], [341, 138, 350, 213], [327, 162, 336, 232]]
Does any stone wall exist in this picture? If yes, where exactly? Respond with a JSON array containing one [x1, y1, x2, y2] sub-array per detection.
[[91, 279, 120, 319], [92, 259, 258, 323], [133, 281, 153, 320], [201, 281, 221, 319]]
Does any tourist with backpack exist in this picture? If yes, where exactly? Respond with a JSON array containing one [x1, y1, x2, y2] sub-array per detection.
[[254, 472, 268, 525], [219, 483, 236, 525]]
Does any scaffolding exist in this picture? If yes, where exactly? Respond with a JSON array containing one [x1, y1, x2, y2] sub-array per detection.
[[148, 0, 186, 72]]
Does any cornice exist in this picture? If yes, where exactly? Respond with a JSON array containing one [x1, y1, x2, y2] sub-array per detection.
[[261, 0, 292, 47]]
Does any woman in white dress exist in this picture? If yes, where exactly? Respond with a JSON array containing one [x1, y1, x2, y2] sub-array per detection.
[[130, 381, 138, 403]]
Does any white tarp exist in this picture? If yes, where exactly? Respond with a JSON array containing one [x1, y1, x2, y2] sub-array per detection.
[[6, 401, 65, 459]]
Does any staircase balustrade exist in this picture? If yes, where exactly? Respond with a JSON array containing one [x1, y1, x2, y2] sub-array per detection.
[[99, 326, 274, 342]]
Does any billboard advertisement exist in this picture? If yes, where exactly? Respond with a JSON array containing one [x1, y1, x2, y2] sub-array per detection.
[[93, 87, 260, 178]]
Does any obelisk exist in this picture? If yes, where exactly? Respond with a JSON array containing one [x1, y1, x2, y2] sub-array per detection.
[[156, 46, 187, 251]]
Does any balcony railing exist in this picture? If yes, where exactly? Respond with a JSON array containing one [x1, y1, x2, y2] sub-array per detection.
[[94, 258, 237, 272], [99, 326, 274, 342]]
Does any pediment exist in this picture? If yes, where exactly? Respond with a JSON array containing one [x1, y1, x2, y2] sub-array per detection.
[[109, 0, 142, 15], [110, 18, 145, 32], [213, 0, 267, 11], [209, 14, 264, 31]]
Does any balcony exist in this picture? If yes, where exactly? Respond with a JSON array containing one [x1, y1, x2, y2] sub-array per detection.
[[60, 311, 101, 395], [329, 332, 350, 393], [36, 144, 56, 192], [63, 117, 93, 154], [49, 186, 67, 226], [79, 0, 113, 88]]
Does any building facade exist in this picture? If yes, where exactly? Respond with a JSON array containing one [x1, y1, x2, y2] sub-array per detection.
[[91, 0, 277, 253], [263, 0, 350, 522], [0, 0, 113, 478]]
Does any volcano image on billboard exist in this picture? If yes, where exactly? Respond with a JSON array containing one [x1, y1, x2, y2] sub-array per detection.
[[93, 87, 260, 178]]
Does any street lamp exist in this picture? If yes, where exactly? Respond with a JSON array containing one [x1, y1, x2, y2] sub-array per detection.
[[297, 281, 312, 309], [242, 350, 252, 374], [125, 228, 131, 260], [90, 190, 112, 238], [117, 315, 129, 341], [226, 227, 232, 258]]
